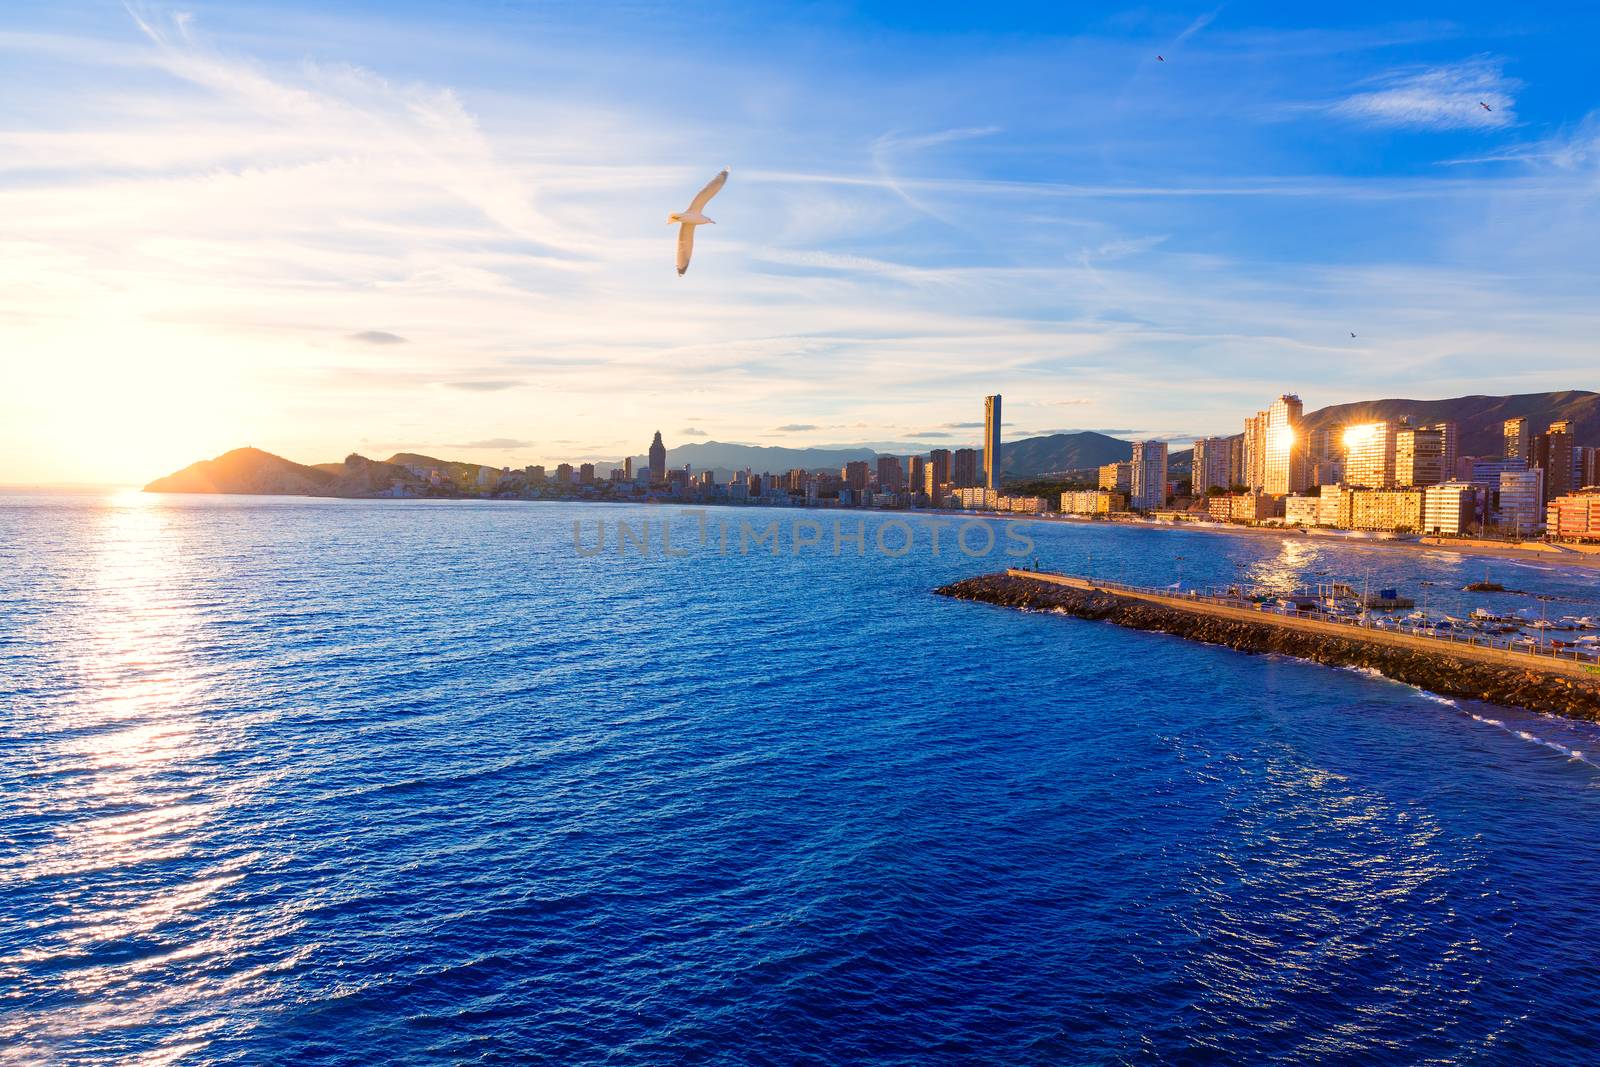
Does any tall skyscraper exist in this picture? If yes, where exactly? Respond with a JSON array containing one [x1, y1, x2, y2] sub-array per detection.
[[1191, 437, 1232, 497], [648, 431, 667, 483], [1343, 421, 1398, 488], [906, 455, 925, 499], [1262, 395, 1306, 496], [623, 456, 635, 481], [877, 455, 904, 492], [1396, 423, 1449, 487], [952, 448, 979, 489], [1542, 420, 1576, 502], [983, 395, 1002, 490], [1503, 417, 1530, 466], [927, 449, 951, 495], [1130, 440, 1169, 511], [1242, 410, 1268, 491], [842, 460, 870, 490]]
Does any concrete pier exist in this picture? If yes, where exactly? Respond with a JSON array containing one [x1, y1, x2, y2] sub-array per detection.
[[936, 571, 1600, 719]]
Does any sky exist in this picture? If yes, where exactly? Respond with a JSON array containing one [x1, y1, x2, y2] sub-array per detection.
[[2, 1, 1598, 484]]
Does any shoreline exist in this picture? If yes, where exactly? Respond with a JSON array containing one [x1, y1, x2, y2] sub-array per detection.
[[94, 486, 1600, 572], [936, 572, 1600, 721]]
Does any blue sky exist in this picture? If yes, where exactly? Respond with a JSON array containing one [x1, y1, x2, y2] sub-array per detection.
[[2, 1, 1598, 482]]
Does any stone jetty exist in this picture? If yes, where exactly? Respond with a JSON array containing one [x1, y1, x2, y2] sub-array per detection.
[[937, 572, 1600, 721]]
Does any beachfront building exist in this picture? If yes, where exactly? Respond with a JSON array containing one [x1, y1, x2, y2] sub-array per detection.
[[1348, 488, 1425, 532], [959, 487, 1002, 510], [1060, 489, 1126, 515], [1396, 422, 1455, 487], [1317, 486, 1353, 528], [1284, 495, 1320, 526], [1422, 482, 1486, 536], [1099, 461, 1132, 492], [1242, 410, 1267, 491], [1230, 491, 1281, 523], [1343, 422, 1398, 488], [1547, 490, 1600, 541], [1497, 468, 1545, 536], [1129, 441, 1169, 511], [1191, 437, 1233, 497], [1262, 395, 1308, 496]]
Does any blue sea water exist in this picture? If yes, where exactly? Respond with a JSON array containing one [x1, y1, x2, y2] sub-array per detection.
[[5, 491, 1600, 1065]]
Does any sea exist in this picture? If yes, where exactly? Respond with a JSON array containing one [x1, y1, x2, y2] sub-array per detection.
[[5, 490, 1600, 1065]]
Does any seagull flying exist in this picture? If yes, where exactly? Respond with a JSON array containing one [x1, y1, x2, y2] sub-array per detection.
[[1479, 101, 1493, 112], [1350, 332, 1357, 338], [670, 168, 729, 276], [1156, 55, 1165, 61]]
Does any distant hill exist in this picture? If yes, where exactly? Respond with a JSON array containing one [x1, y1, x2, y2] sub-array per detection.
[[995, 431, 1132, 478], [147, 449, 439, 496], [146, 447, 343, 495], [1302, 391, 1599, 457], [614, 440, 881, 479]]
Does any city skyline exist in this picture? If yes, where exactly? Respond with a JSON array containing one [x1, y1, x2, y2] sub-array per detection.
[[6, 2, 1600, 485]]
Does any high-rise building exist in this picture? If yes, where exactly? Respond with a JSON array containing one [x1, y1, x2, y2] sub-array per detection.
[[1191, 437, 1232, 498], [1503, 417, 1530, 467], [1262, 394, 1307, 496], [623, 456, 635, 481], [1432, 422, 1458, 485], [1422, 482, 1485, 536], [926, 449, 951, 498], [1129, 441, 1168, 511], [1579, 446, 1599, 490], [906, 455, 925, 500], [983, 394, 1002, 490], [648, 431, 667, 483], [579, 463, 596, 485], [876, 455, 903, 492], [1547, 490, 1600, 541], [1228, 435, 1245, 489], [1242, 410, 1268, 491], [1498, 468, 1544, 536], [842, 461, 870, 491], [1342, 421, 1398, 488], [1536, 420, 1576, 503], [952, 448, 979, 489], [556, 462, 574, 484], [1099, 462, 1132, 492], [1396, 423, 1449, 487], [1348, 488, 1425, 531]]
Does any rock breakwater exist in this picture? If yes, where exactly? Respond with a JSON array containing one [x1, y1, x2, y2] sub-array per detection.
[[936, 574, 1600, 721]]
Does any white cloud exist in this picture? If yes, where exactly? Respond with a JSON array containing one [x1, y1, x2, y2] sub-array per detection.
[[1332, 58, 1517, 130]]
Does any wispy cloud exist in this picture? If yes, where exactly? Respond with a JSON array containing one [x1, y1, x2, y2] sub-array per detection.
[[445, 380, 521, 391], [773, 424, 819, 433], [348, 329, 408, 344], [679, 426, 708, 436], [1332, 58, 1517, 130], [445, 437, 533, 449]]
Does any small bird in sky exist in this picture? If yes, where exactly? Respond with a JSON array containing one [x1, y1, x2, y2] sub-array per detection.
[[670, 168, 728, 276], [1156, 55, 1165, 61], [1350, 332, 1357, 338], [1479, 101, 1493, 112]]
